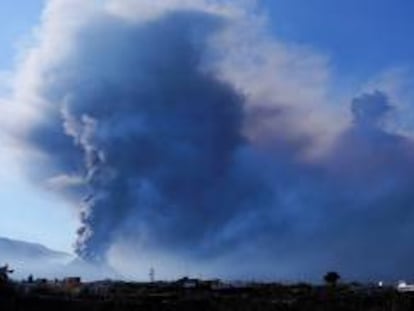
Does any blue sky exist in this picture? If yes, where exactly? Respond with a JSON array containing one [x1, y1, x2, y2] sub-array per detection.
[[0, 0, 44, 70], [264, 0, 414, 79], [0, 150, 76, 251], [0, 0, 413, 254]]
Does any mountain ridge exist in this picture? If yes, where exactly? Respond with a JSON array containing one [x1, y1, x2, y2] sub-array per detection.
[[0, 237, 71, 261], [0, 236, 119, 280]]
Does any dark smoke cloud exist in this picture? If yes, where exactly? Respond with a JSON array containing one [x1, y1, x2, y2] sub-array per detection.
[[351, 90, 391, 127], [17, 2, 414, 280], [27, 10, 270, 262]]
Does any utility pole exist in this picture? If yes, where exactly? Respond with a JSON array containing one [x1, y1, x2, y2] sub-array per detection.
[[149, 267, 155, 283]]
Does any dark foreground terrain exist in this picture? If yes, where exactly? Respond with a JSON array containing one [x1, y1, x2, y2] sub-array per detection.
[[1, 279, 414, 311]]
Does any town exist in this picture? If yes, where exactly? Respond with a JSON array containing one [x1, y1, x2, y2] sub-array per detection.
[[1, 264, 414, 310]]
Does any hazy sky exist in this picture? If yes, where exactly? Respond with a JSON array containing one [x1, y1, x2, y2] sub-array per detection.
[[0, 0, 413, 263]]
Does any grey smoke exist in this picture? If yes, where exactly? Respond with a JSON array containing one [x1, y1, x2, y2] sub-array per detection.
[[27, 10, 261, 262], [351, 90, 391, 127], [16, 2, 414, 280]]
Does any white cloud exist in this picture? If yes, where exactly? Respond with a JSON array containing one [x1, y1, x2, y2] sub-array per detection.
[[45, 174, 85, 190]]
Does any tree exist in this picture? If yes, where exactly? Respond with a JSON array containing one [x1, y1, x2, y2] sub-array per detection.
[[324, 271, 340, 286], [0, 264, 13, 283]]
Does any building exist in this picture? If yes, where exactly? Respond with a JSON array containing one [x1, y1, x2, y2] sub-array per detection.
[[397, 281, 414, 292], [63, 277, 82, 294]]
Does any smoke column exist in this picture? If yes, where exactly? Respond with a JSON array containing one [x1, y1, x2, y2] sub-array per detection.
[[9, 0, 414, 279], [23, 5, 262, 262]]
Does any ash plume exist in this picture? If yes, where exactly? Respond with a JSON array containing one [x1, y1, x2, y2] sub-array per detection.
[[25, 7, 255, 262], [9, 0, 414, 280]]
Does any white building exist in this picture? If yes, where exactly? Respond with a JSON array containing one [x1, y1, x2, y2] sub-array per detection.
[[397, 281, 414, 292]]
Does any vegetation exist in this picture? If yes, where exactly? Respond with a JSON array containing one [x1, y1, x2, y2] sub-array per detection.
[[324, 271, 341, 286], [0, 277, 413, 311]]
